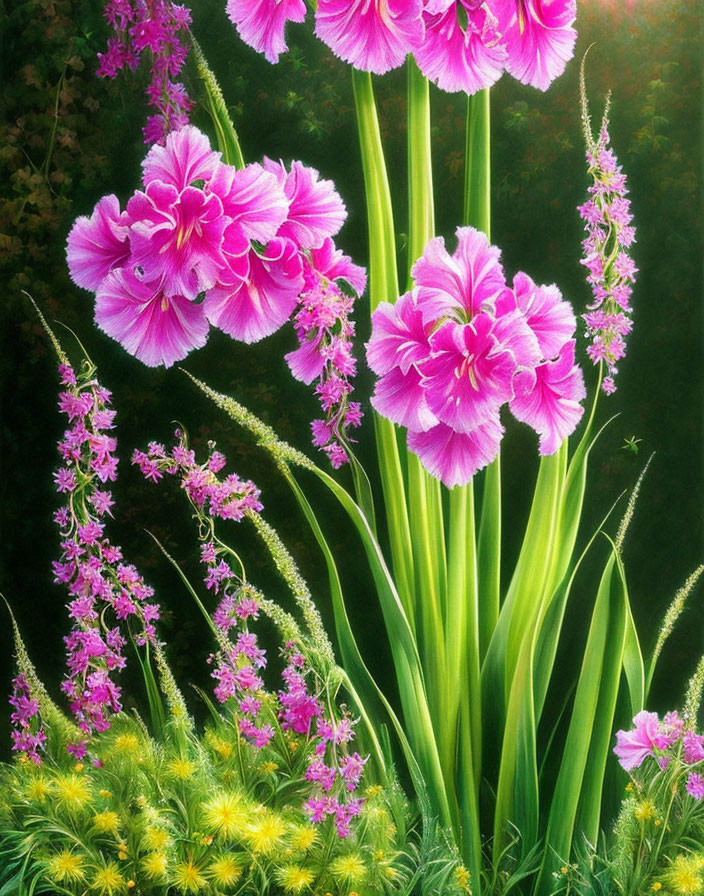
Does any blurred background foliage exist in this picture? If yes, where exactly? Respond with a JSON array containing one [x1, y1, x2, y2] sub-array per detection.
[[0, 0, 701, 773]]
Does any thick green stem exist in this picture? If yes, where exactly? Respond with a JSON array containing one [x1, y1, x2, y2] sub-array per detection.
[[352, 70, 415, 623]]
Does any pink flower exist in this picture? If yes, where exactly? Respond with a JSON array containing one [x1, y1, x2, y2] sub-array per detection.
[[509, 340, 585, 456], [127, 181, 227, 300], [683, 730, 704, 765], [263, 159, 347, 249], [95, 267, 209, 367], [226, 0, 307, 63], [141, 125, 222, 190], [66, 195, 131, 291], [687, 772, 704, 801], [315, 0, 424, 75], [208, 162, 289, 243], [494, 0, 577, 91], [415, 1, 507, 95], [613, 711, 665, 771], [205, 238, 303, 343], [512, 272, 576, 360]]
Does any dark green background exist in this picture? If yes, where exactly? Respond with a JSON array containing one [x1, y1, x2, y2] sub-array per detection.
[[0, 0, 701, 769]]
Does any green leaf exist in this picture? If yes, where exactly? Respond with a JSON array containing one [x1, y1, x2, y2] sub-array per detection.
[[190, 37, 245, 169]]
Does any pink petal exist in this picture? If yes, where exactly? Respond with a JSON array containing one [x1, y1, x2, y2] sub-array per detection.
[[285, 335, 326, 384], [415, 1, 507, 95], [366, 291, 430, 376], [127, 183, 227, 300], [66, 195, 131, 291], [226, 0, 307, 63], [95, 269, 208, 367], [371, 366, 438, 432], [512, 271, 576, 360], [420, 316, 516, 433], [509, 340, 585, 455], [141, 125, 222, 190], [407, 418, 503, 488], [495, 0, 577, 91], [208, 162, 289, 244], [315, 0, 424, 75], [205, 239, 303, 343], [309, 238, 367, 295], [412, 226, 507, 323], [264, 159, 347, 249]]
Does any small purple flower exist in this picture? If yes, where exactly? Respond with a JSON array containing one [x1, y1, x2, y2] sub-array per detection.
[[687, 772, 704, 801]]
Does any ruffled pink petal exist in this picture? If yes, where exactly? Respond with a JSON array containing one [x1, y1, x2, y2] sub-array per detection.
[[208, 162, 289, 244], [366, 291, 430, 376], [226, 0, 307, 63], [407, 418, 503, 488], [285, 335, 326, 384], [95, 269, 208, 368], [613, 711, 662, 771], [309, 238, 367, 295], [66, 195, 131, 291], [264, 159, 347, 250], [415, 1, 507, 95], [127, 182, 227, 300], [491, 305, 542, 370], [315, 0, 424, 75], [205, 238, 304, 343], [509, 339, 585, 455], [412, 226, 507, 323], [512, 271, 576, 359], [141, 125, 222, 190], [371, 366, 438, 432], [495, 0, 577, 91], [420, 316, 516, 433]]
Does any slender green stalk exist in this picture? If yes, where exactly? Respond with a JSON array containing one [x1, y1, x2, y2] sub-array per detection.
[[352, 70, 415, 622]]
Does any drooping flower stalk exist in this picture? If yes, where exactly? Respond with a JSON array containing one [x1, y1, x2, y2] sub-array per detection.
[[579, 70, 636, 395], [98, 0, 194, 144], [135, 435, 370, 835]]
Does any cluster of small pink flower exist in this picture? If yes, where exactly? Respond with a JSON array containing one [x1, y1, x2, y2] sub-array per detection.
[[9, 675, 46, 765], [67, 126, 365, 464], [615, 710, 704, 801], [228, 0, 577, 94], [97, 0, 193, 144], [51, 361, 160, 757], [366, 226, 585, 488], [137, 436, 369, 835], [578, 115, 636, 395]]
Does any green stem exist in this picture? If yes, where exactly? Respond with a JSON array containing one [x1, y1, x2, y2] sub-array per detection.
[[352, 69, 415, 623]]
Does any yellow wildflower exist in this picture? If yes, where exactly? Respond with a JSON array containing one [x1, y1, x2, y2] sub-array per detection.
[[90, 862, 125, 896], [290, 825, 318, 852], [24, 776, 51, 802], [652, 884, 662, 892], [141, 853, 168, 879], [364, 784, 383, 798], [113, 734, 140, 753], [634, 800, 657, 821], [259, 761, 279, 774], [55, 774, 91, 811], [47, 851, 86, 883], [202, 792, 247, 839], [329, 853, 367, 885], [92, 810, 121, 834], [245, 812, 288, 855], [142, 825, 171, 851], [173, 858, 208, 893], [276, 865, 315, 893], [455, 865, 471, 892], [207, 855, 243, 887], [166, 757, 196, 779], [666, 854, 704, 895]]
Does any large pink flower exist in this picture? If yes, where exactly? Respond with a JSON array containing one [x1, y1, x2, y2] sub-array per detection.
[[205, 237, 304, 343], [510, 340, 585, 455], [614, 711, 668, 771], [208, 162, 289, 244], [226, 0, 307, 63], [512, 271, 576, 360], [494, 0, 577, 91], [415, 1, 507, 95], [141, 125, 222, 190], [95, 268, 209, 368], [127, 181, 227, 300], [66, 195, 131, 292], [263, 159, 347, 250], [315, 0, 424, 75]]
